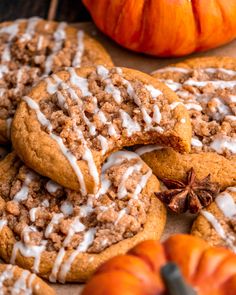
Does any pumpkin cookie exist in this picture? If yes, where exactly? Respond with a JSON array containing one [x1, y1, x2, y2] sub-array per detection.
[[0, 17, 113, 144], [140, 57, 236, 189], [0, 263, 55, 294], [0, 151, 166, 283], [12, 65, 191, 193], [192, 187, 236, 252]]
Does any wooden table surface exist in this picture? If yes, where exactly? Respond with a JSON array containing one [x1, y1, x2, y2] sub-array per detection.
[[49, 21, 236, 295]]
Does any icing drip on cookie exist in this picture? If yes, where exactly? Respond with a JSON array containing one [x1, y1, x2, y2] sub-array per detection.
[[44, 22, 67, 75], [10, 241, 46, 274], [11, 270, 35, 295], [20, 17, 40, 42], [13, 171, 36, 202], [0, 265, 36, 294], [0, 21, 21, 62], [0, 265, 14, 288], [201, 187, 236, 252], [155, 66, 236, 156], [58, 228, 96, 283], [72, 30, 84, 67], [0, 220, 7, 232], [46, 180, 62, 193]]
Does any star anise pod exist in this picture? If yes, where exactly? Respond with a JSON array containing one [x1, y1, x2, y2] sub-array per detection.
[[155, 168, 220, 214]]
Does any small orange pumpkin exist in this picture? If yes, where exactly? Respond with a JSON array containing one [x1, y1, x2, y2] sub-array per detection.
[[82, 234, 236, 295], [83, 0, 236, 56]]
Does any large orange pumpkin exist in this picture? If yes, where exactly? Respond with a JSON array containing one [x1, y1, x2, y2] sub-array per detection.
[[83, 0, 236, 56], [82, 234, 236, 295]]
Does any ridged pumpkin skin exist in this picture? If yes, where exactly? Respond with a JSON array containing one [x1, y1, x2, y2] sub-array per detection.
[[83, 0, 236, 56], [82, 234, 236, 295]]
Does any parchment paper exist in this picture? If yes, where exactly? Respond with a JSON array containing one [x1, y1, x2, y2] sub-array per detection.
[[12, 22, 236, 294]]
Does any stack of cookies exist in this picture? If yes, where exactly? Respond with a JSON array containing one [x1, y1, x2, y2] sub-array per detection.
[[0, 17, 194, 287], [0, 16, 236, 292]]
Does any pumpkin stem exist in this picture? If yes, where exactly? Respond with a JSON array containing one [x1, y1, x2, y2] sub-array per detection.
[[161, 263, 197, 295]]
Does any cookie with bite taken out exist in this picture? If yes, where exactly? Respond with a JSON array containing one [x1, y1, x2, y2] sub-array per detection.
[[12, 65, 192, 194]]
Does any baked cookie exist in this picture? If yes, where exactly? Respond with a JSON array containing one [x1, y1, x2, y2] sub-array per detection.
[[12, 65, 191, 193], [140, 57, 236, 188], [0, 150, 166, 283], [0, 17, 113, 144], [192, 187, 236, 252], [0, 263, 55, 294]]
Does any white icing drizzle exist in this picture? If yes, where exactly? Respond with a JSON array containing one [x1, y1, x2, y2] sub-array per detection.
[[119, 110, 141, 136], [115, 208, 127, 225], [204, 67, 236, 76], [97, 135, 109, 155], [132, 169, 152, 200], [69, 68, 92, 96], [60, 201, 73, 216], [170, 101, 202, 112], [226, 115, 236, 121], [49, 247, 66, 282], [13, 171, 35, 202], [0, 265, 14, 292], [10, 239, 46, 273], [201, 210, 236, 252], [0, 220, 7, 232], [144, 85, 162, 98], [0, 21, 21, 62], [153, 67, 190, 74], [63, 217, 85, 247], [29, 208, 38, 222], [20, 17, 40, 42], [229, 95, 236, 103], [117, 163, 142, 199], [58, 228, 96, 283], [44, 22, 67, 74], [23, 96, 87, 196], [42, 199, 49, 207], [191, 137, 203, 148], [135, 144, 163, 156], [45, 213, 64, 238], [0, 65, 8, 79], [97, 65, 122, 104], [215, 192, 236, 218], [210, 136, 236, 154], [72, 30, 84, 67], [159, 79, 181, 91], [11, 269, 34, 295], [184, 79, 236, 89], [46, 180, 61, 193], [37, 35, 44, 50], [201, 188, 236, 252]]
